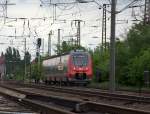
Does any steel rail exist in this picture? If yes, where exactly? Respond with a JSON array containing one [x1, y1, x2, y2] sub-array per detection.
[[0, 85, 77, 114], [1, 82, 150, 114], [80, 101, 150, 114], [14, 82, 150, 104]]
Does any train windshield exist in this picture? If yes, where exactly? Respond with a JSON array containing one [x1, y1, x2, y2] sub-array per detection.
[[72, 53, 88, 66]]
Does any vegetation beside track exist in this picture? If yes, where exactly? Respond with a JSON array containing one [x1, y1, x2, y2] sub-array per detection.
[[90, 22, 150, 87]]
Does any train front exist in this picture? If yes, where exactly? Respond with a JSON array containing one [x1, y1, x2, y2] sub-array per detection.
[[69, 51, 93, 84]]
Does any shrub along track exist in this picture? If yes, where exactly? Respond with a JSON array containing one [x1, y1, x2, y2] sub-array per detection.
[[0, 81, 150, 114]]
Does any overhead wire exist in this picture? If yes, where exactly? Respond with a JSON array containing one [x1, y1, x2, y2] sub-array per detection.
[[57, 3, 76, 10], [117, 0, 139, 13], [0, 0, 145, 56]]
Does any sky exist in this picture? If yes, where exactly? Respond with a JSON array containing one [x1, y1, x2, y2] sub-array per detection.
[[0, 0, 144, 59]]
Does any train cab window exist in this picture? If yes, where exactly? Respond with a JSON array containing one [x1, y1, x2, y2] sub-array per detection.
[[72, 53, 88, 66]]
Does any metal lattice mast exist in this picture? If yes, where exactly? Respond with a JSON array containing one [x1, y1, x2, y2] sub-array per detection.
[[144, 0, 150, 24], [102, 4, 107, 51], [77, 20, 81, 46], [0, 0, 15, 22], [72, 20, 83, 47]]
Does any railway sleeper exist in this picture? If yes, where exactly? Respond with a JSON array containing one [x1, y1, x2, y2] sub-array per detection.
[[0, 86, 78, 114], [78, 101, 150, 114]]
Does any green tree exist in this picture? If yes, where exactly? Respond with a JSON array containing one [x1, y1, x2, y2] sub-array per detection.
[[127, 23, 150, 57], [116, 41, 130, 84], [126, 49, 150, 86], [5, 47, 13, 75], [5, 47, 24, 80], [31, 59, 43, 83], [54, 41, 85, 54], [89, 45, 109, 82], [116, 23, 150, 86]]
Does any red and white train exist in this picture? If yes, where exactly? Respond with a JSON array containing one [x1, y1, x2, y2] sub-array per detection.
[[42, 50, 93, 84]]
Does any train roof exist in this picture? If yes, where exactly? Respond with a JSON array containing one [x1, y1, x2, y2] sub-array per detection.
[[70, 50, 88, 54], [43, 52, 69, 60], [43, 50, 88, 60]]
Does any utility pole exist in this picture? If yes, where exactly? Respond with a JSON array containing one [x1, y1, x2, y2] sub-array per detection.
[[58, 29, 61, 54], [5, 0, 7, 18], [24, 37, 27, 81], [53, 4, 57, 22], [42, 38, 44, 56], [109, 0, 116, 93], [48, 31, 52, 56], [144, 0, 150, 24], [37, 38, 41, 83]]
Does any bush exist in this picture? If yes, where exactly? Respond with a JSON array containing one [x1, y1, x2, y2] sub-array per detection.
[[126, 49, 150, 86]]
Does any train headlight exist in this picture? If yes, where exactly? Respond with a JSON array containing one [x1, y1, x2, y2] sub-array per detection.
[[85, 67, 88, 70], [73, 67, 76, 70]]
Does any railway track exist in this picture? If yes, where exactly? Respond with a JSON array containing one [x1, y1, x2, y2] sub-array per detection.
[[0, 86, 78, 114], [8, 81, 150, 103], [0, 81, 150, 114], [0, 93, 35, 114]]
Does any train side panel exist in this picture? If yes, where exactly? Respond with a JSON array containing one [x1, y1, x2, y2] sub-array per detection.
[[42, 54, 69, 82]]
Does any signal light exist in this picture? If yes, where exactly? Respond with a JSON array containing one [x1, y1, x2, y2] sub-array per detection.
[[37, 38, 41, 48]]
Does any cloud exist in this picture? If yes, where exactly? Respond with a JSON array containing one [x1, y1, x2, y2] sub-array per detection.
[[16, 0, 29, 3]]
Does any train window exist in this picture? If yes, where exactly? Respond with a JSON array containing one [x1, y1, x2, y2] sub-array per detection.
[[72, 54, 88, 66]]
